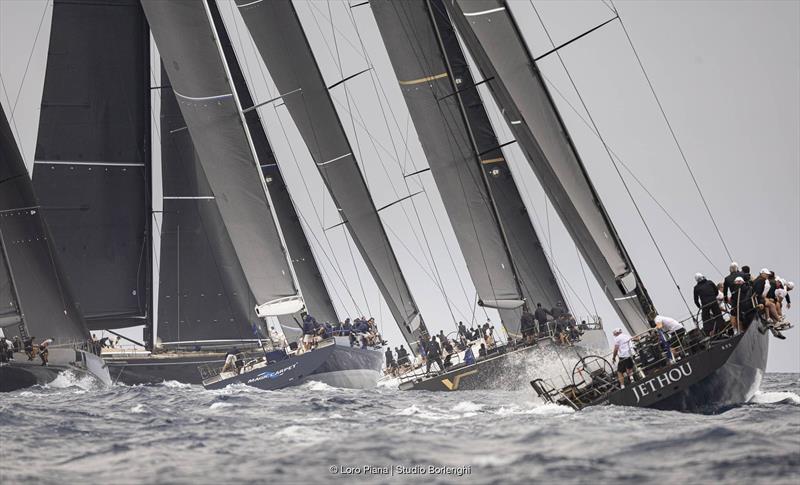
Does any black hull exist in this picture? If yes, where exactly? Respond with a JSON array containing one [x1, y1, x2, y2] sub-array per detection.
[[203, 344, 336, 391], [400, 335, 605, 392], [650, 317, 769, 411], [549, 318, 770, 412], [0, 361, 65, 392], [106, 342, 383, 389]]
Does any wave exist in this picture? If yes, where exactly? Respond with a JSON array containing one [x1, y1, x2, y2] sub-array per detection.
[[750, 390, 800, 405], [46, 370, 101, 391]]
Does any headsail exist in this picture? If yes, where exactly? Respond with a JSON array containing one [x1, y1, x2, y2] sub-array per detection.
[[32, 0, 151, 330], [141, 0, 302, 317], [157, 66, 262, 346], [1, 103, 89, 342], [445, 0, 655, 334], [206, 0, 338, 328], [234, 0, 429, 349]]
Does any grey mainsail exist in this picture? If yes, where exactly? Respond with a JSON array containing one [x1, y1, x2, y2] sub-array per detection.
[[141, 0, 302, 317], [371, 0, 523, 315], [234, 0, 429, 349], [446, 0, 655, 334], [31, 0, 151, 330], [157, 67, 261, 346], [207, 0, 338, 328], [1, 103, 89, 342]]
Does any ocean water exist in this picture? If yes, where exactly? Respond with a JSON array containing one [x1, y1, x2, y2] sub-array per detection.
[[1, 372, 798, 484]]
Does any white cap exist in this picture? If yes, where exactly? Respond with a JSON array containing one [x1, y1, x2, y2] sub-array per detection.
[[734, 276, 745, 284], [612, 327, 623, 335], [694, 273, 705, 282], [760, 268, 770, 275], [788, 282, 795, 290], [729, 262, 739, 272], [654, 315, 664, 324]]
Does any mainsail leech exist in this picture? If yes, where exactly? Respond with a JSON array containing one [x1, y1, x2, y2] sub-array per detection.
[[234, 0, 429, 351], [445, 0, 655, 334]]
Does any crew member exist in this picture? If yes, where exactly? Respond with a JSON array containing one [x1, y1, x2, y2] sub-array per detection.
[[520, 308, 536, 344], [38, 338, 52, 366], [722, 262, 744, 302], [654, 315, 684, 362], [534, 303, 551, 337], [693, 273, 723, 335], [611, 328, 635, 388], [425, 338, 443, 375], [384, 347, 396, 376]]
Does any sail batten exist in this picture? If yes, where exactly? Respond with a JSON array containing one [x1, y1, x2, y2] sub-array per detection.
[[234, 0, 429, 349], [445, 0, 655, 334]]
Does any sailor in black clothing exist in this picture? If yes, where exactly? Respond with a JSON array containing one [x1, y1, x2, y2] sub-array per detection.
[[723, 262, 741, 302], [550, 302, 565, 322], [384, 347, 396, 375], [425, 338, 443, 375], [520, 309, 536, 343], [534, 303, 551, 336], [729, 277, 756, 332], [694, 273, 723, 335], [23, 336, 35, 360], [0, 337, 8, 363]]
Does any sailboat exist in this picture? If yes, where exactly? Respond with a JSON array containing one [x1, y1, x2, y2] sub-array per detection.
[[0, 104, 110, 392], [439, 0, 781, 410]]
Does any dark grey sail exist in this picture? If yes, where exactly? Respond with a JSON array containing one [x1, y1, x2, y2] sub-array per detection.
[[206, 0, 338, 329], [157, 66, 261, 346], [31, 0, 151, 330], [1, 103, 89, 342], [234, 0, 429, 349], [141, 0, 303, 318], [371, 0, 523, 316], [445, 0, 655, 334]]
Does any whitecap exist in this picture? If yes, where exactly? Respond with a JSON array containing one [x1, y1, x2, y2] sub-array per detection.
[[159, 380, 193, 389], [209, 402, 234, 410], [130, 404, 147, 414], [750, 390, 800, 405], [47, 370, 99, 390], [451, 401, 483, 413]]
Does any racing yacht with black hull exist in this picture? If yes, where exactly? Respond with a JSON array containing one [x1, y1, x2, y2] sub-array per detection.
[[531, 310, 779, 412]]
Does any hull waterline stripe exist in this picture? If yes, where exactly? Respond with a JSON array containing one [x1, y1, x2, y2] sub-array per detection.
[[480, 157, 505, 165], [163, 196, 215, 200]]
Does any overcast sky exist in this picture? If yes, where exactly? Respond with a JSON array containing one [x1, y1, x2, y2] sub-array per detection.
[[1, 0, 797, 372]]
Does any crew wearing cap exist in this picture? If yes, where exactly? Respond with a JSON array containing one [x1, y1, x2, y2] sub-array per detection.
[[693, 273, 723, 335], [723, 262, 745, 303], [611, 328, 635, 389], [729, 276, 755, 332]]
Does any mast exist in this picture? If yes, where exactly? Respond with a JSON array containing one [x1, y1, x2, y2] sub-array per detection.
[[233, 0, 430, 351], [445, 0, 655, 334], [369, 1, 524, 325], [31, 0, 152, 331], [0, 103, 89, 342], [206, 0, 338, 328], [141, 0, 304, 320]]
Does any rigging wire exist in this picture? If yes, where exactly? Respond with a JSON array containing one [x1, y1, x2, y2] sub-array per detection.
[[538, 71, 724, 279], [530, 1, 694, 316], [9, 0, 50, 119], [336, 1, 483, 325], [608, 0, 733, 262]]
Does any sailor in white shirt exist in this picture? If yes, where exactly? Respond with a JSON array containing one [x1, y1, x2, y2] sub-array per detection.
[[654, 315, 684, 362], [612, 328, 635, 388]]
